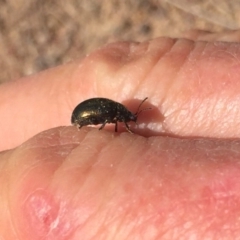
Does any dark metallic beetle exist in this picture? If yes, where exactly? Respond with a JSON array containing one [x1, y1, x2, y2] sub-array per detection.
[[71, 97, 149, 133]]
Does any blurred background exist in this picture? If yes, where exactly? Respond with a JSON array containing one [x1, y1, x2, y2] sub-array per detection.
[[0, 0, 240, 83]]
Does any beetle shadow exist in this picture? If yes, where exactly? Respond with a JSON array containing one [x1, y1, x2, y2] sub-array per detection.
[[119, 98, 164, 136], [122, 99, 234, 139]]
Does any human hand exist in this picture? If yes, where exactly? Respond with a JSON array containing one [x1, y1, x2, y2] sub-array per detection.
[[1, 30, 240, 239]]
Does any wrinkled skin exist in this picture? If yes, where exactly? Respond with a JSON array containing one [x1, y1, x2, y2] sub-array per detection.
[[1, 30, 240, 239]]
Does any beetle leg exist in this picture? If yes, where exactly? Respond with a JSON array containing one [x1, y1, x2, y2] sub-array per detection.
[[115, 121, 118, 132], [99, 120, 108, 130], [124, 122, 133, 134]]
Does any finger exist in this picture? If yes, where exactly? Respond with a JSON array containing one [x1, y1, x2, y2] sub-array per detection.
[[2, 127, 240, 239], [1, 37, 240, 150]]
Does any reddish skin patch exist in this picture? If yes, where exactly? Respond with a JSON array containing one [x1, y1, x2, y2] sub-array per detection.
[[22, 189, 72, 239], [25, 190, 58, 236]]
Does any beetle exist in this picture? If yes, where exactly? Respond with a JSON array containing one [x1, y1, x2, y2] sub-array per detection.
[[71, 97, 150, 133]]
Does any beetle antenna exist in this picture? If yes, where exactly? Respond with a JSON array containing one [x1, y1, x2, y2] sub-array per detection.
[[135, 97, 151, 116], [136, 107, 152, 117]]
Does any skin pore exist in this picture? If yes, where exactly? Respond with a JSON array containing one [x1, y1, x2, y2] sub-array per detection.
[[1, 30, 240, 239]]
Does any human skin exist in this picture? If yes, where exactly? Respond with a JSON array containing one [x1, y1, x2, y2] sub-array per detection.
[[1, 30, 240, 239]]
